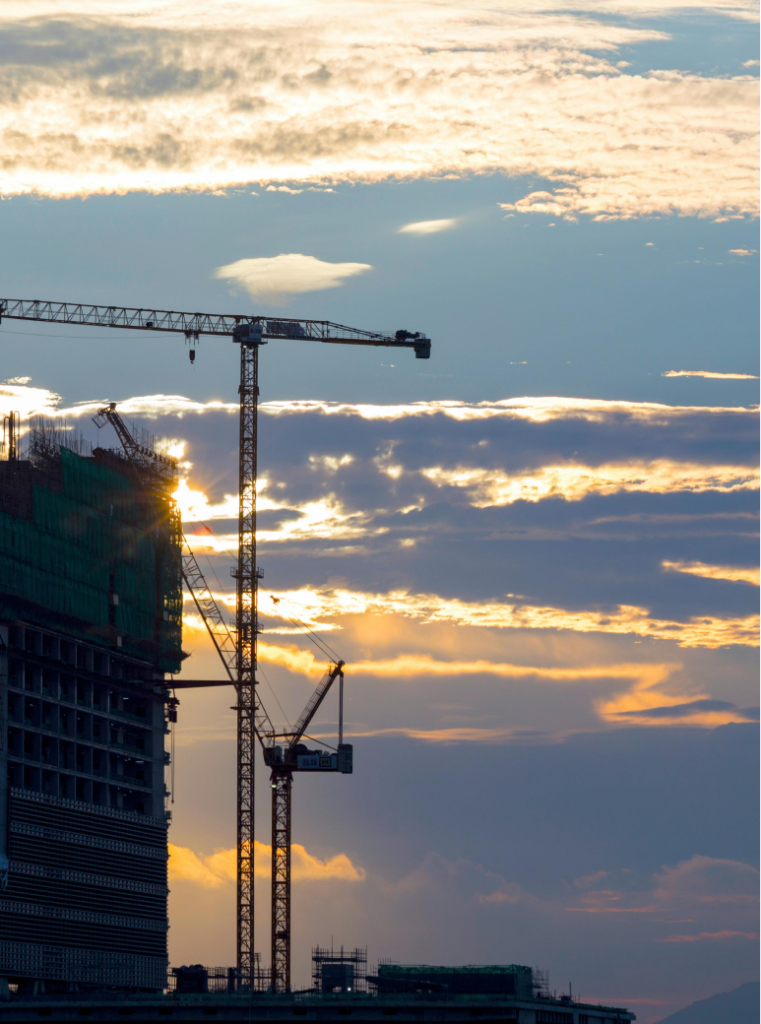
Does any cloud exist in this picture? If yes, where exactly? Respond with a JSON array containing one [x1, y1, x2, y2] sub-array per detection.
[[501, 191, 574, 217], [567, 855, 760, 918], [609, 698, 759, 722], [0, 382, 65, 418], [256, 396, 757, 425], [213, 253, 372, 304], [256, 642, 681, 686], [658, 930, 758, 942], [576, 0, 758, 16], [56, 393, 238, 420], [653, 854, 759, 905], [310, 647, 754, 727], [168, 840, 364, 887], [0, 2, 757, 219], [597, 674, 758, 725], [344, 726, 574, 744], [7, 381, 757, 661], [728, 248, 757, 255], [252, 584, 761, 648], [662, 370, 759, 379], [662, 559, 759, 585], [34, 390, 755, 426], [398, 218, 458, 234], [420, 460, 759, 505]]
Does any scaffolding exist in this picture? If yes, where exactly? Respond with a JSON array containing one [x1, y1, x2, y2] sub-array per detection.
[[168, 959, 271, 994], [312, 946, 367, 994]]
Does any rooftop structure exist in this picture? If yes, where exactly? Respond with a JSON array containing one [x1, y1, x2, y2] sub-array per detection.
[[312, 946, 367, 994], [371, 962, 537, 998], [0, 974, 637, 1021]]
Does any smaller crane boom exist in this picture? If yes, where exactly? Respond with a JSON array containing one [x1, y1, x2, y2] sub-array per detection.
[[286, 661, 344, 750], [92, 402, 174, 480]]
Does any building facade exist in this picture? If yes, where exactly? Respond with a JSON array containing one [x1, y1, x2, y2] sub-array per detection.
[[0, 430, 182, 991]]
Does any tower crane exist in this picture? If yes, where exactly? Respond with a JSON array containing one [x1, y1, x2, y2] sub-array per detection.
[[0, 298, 430, 991]]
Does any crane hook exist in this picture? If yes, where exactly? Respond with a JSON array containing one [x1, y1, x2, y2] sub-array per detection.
[[185, 330, 199, 365]]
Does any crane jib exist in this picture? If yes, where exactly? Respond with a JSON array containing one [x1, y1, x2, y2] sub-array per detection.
[[0, 298, 431, 357]]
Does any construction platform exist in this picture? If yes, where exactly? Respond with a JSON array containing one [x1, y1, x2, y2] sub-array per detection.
[[0, 991, 635, 1022]]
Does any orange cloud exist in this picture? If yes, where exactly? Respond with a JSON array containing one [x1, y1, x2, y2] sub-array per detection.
[[346, 726, 572, 744], [254, 639, 754, 731], [256, 641, 680, 686], [662, 560, 759, 585], [251, 585, 759, 649], [421, 459, 759, 505], [168, 841, 364, 887], [595, 675, 752, 727]]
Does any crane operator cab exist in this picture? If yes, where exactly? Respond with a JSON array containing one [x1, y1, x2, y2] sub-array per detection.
[[232, 321, 265, 346], [264, 742, 353, 774]]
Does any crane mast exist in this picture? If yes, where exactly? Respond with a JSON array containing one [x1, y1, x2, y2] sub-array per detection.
[[234, 325, 261, 982], [0, 297, 430, 991]]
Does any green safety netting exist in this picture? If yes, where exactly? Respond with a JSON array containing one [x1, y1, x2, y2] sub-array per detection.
[[0, 448, 182, 670]]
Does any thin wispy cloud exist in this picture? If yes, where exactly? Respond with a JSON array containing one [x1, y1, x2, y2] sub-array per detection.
[[399, 219, 458, 235], [658, 930, 758, 942], [662, 560, 759, 585], [0, 1, 757, 219], [662, 369, 758, 379], [258, 396, 758, 424], [213, 253, 372, 304], [23, 390, 752, 425], [343, 726, 573, 744]]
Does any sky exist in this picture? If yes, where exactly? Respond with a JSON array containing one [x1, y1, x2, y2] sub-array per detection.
[[0, 1, 758, 1019]]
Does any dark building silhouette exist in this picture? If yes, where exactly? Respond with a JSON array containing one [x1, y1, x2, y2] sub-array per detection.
[[0, 427, 182, 990]]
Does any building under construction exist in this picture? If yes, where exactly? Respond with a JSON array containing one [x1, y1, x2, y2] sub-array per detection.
[[0, 423, 182, 991]]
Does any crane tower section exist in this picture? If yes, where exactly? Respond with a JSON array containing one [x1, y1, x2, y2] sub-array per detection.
[[232, 323, 262, 984]]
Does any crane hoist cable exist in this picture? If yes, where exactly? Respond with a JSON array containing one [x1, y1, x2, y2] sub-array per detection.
[[268, 599, 341, 663], [256, 662, 292, 735]]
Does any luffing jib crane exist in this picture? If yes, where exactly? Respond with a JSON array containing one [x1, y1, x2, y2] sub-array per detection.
[[0, 298, 431, 991]]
